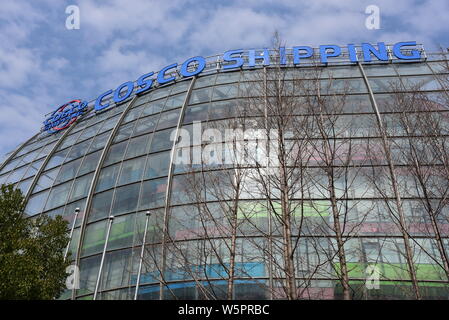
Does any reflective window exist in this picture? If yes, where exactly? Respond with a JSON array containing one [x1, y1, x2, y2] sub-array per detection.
[[194, 74, 216, 88], [88, 131, 110, 153], [45, 149, 69, 170], [34, 167, 60, 192], [209, 100, 237, 120], [112, 183, 140, 215], [81, 220, 108, 257], [104, 141, 128, 166], [25, 190, 49, 216], [132, 114, 159, 137], [189, 87, 211, 104], [113, 122, 135, 143], [145, 151, 170, 179], [141, 100, 165, 117], [78, 150, 101, 176], [156, 109, 180, 130], [69, 173, 93, 202], [95, 163, 121, 192], [117, 157, 145, 185], [149, 129, 174, 153], [89, 190, 114, 222], [55, 158, 82, 184], [183, 104, 209, 124], [215, 72, 240, 84], [164, 93, 186, 111], [124, 134, 151, 159], [123, 105, 144, 123], [139, 177, 167, 210], [23, 158, 44, 179], [107, 217, 138, 253], [65, 139, 93, 162], [212, 84, 238, 100], [17, 178, 33, 195], [45, 181, 73, 210]]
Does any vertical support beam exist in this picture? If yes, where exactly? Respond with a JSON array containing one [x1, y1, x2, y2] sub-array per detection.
[[134, 210, 152, 300], [263, 66, 274, 299], [93, 215, 115, 300], [159, 77, 197, 300], [71, 96, 138, 299], [64, 207, 80, 261], [358, 62, 421, 299]]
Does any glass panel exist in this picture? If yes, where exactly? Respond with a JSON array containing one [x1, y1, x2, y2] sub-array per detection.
[[149, 129, 174, 153], [113, 122, 135, 143], [212, 84, 238, 100], [189, 87, 211, 104], [150, 87, 171, 100], [45, 181, 73, 210], [132, 114, 159, 136], [17, 178, 33, 195], [78, 150, 101, 176], [394, 62, 431, 75], [124, 134, 151, 159], [215, 71, 240, 84], [164, 93, 186, 111], [69, 173, 93, 202], [88, 131, 110, 153], [77, 125, 100, 142], [139, 177, 167, 210], [58, 131, 82, 150], [111, 183, 140, 215], [6, 165, 28, 183], [104, 140, 128, 166], [141, 100, 165, 117], [99, 114, 120, 133], [144, 151, 170, 179], [183, 103, 209, 123], [45, 149, 69, 170], [170, 79, 191, 94], [78, 255, 100, 295], [209, 100, 237, 120], [24, 190, 49, 216], [108, 217, 137, 251], [89, 190, 114, 222], [55, 158, 82, 184], [33, 167, 60, 192], [23, 158, 44, 180], [123, 105, 144, 123], [65, 139, 93, 162], [81, 220, 108, 256], [95, 163, 121, 192], [156, 109, 180, 130], [194, 74, 216, 88], [117, 157, 145, 185], [100, 248, 133, 290]]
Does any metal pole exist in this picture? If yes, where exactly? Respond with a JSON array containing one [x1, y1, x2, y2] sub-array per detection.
[[134, 211, 151, 300], [93, 215, 114, 300], [64, 207, 80, 261]]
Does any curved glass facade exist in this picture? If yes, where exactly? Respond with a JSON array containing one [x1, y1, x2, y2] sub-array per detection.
[[1, 50, 449, 300]]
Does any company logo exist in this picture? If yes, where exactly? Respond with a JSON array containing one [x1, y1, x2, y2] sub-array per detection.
[[43, 99, 88, 133], [43, 41, 424, 134]]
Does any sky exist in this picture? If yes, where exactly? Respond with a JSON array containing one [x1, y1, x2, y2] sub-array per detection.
[[0, 0, 448, 157]]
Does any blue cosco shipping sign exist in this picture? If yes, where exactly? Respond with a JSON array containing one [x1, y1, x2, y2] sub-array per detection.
[[43, 41, 423, 133]]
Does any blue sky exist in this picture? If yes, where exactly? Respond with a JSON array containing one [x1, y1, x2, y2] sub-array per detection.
[[0, 0, 448, 156]]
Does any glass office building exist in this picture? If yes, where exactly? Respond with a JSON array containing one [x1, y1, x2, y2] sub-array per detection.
[[1, 47, 449, 300]]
